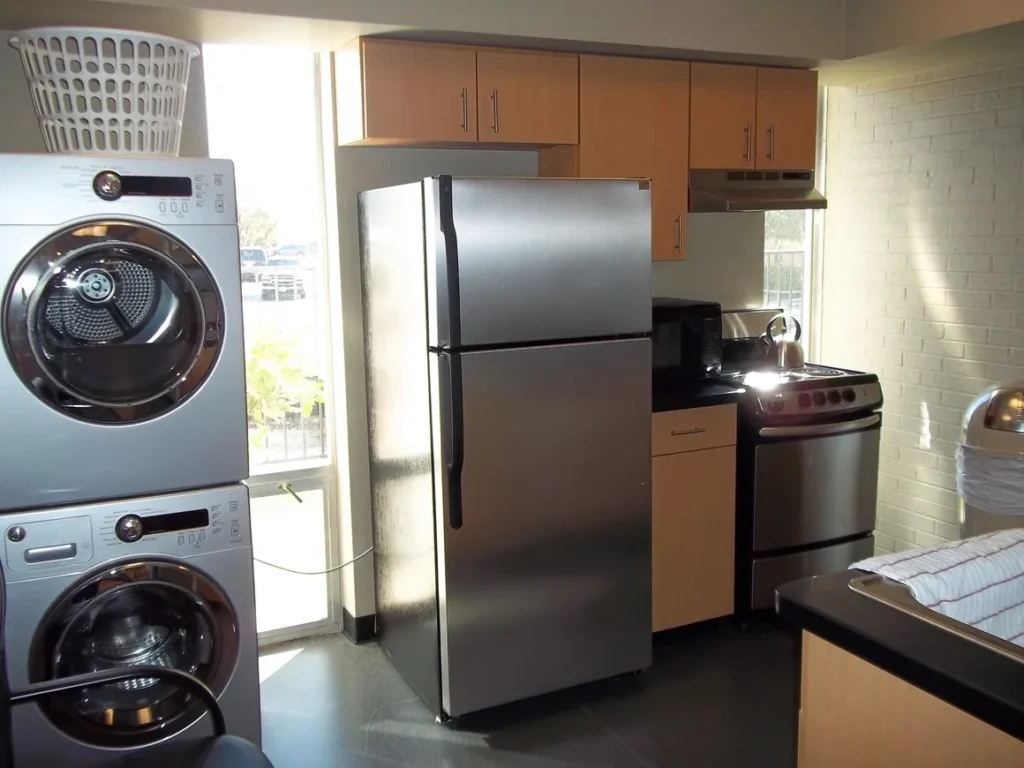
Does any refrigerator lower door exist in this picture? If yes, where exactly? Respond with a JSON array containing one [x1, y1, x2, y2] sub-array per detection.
[[430, 338, 652, 717]]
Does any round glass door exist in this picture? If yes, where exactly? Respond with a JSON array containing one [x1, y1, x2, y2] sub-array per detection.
[[4, 220, 223, 423], [30, 561, 239, 747]]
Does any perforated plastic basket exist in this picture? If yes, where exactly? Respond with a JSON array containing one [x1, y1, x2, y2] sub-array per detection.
[[9, 27, 200, 156]]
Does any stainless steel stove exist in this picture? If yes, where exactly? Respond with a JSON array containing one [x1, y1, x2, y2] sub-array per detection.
[[720, 362, 883, 616]]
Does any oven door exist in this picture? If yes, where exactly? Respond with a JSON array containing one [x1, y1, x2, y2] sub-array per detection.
[[751, 413, 881, 553]]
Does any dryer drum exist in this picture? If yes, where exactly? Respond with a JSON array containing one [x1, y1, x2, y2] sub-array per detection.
[[28, 240, 204, 408], [3, 218, 225, 424]]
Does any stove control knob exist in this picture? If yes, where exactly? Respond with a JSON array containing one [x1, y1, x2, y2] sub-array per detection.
[[115, 514, 144, 543], [797, 392, 812, 409], [768, 394, 785, 413], [827, 389, 842, 404], [812, 391, 827, 407], [842, 388, 857, 403]]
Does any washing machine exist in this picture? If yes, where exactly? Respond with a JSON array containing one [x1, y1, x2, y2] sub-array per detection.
[[0, 153, 247, 512], [0, 484, 260, 766]]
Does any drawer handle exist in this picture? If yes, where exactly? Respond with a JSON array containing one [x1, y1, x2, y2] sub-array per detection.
[[671, 427, 707, 436]]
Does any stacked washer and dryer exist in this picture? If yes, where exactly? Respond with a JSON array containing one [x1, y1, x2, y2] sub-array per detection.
[[0, 153, 261, 763]]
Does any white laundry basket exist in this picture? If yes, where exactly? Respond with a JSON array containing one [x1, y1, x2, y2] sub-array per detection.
[[8, 27, 200, 156]]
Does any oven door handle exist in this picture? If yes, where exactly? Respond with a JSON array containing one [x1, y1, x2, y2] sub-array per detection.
[[758, 413, 881, 439]]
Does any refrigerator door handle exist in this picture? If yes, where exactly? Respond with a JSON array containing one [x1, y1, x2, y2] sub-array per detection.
[[438, 175, 462, 347], [441, 351, 465, 530]]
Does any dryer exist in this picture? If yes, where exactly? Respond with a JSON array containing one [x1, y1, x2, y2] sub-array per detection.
[[0, 154, 247, 512], [0, 484, 260, 766]]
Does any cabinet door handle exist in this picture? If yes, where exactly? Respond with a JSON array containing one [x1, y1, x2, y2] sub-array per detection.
[[671, 427, 706, 436], [674, 216, 682, 253], [767, 124, 775, 161], [743, 124, 752, 162], [460, 87, 468, 132], [490, 89, 499, 134]]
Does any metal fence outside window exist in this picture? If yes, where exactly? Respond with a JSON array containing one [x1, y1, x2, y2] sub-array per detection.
[[764, 249, 806, 325]]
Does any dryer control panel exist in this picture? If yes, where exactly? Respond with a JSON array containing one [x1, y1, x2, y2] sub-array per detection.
[[0, 485, 250, 578], [0, 154, 237, 226]]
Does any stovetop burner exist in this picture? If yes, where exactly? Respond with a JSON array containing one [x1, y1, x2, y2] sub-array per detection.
[[716, 363, 883, 420]]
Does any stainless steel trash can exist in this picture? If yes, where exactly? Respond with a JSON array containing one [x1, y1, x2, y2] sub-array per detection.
[[959, 381, 1024, 537]]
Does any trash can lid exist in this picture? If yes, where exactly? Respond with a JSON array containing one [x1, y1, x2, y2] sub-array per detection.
[[963, 381, 1024, 453]]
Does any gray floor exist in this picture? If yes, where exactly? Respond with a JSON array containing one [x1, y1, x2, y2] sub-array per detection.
[[258, 621, 798, 768]]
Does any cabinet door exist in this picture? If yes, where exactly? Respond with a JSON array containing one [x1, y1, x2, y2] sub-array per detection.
[[756, 67, 818, 169], [689, 63, 757, 169], [652, 446, 736, 631], [477, 50, 578, 145], [361, 39, 477, 143], [577, 55, 689, 261]]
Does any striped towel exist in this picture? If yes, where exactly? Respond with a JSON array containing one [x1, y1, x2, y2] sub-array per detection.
[[851, 529, 1024, 648]]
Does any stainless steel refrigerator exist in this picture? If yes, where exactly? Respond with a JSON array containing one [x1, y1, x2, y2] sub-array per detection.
[[359, 176, 652, 719]]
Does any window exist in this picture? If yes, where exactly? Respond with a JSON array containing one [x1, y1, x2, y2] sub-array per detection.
[[763, 209, 812, 329], [204, 45, 340, 645]]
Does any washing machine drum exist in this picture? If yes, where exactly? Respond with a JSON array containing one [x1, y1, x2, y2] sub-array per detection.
[[4, 220, 224, 423], [31, 561, 239, 747]]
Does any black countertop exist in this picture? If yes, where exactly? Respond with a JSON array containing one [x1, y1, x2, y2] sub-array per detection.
[[652, 381, 745, 412], [777, 570, 1024, 741]]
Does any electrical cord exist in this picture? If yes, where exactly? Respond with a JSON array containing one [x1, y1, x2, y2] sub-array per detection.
[[253, 545, 373, 576]]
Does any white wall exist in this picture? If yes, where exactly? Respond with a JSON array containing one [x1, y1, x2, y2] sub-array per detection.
[[821, 55, 1024, 553], [652, 212, 766, 309], [331, 147, 539, 617], [0, 31, 209, 156]]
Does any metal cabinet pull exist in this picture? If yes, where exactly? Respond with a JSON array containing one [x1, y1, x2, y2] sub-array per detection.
[[490, 89, 500, 133], [674, 216, 682, 253], [671, 427, 707, 436], [743, 123, 752, 162], [460, 87, 468, 131], [767, 124, 776, 161]]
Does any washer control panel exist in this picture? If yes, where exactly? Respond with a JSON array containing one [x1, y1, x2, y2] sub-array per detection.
[[99, 493, 248, 553], [0, 485, 250, 580]]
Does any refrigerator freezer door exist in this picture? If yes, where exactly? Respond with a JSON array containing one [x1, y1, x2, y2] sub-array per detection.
[[426, 177, 652, 349], [430, 338, 652, 717]]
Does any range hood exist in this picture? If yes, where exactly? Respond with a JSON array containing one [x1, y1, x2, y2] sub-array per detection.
[[689, 169, 827, 213]]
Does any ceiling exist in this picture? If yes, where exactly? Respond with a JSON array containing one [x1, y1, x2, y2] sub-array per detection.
[[0, 0, 1022, 85]]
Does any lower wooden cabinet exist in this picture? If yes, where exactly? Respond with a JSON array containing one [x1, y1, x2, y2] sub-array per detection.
[[799, 632, 1024, 767], [652, 444, 736, 632]]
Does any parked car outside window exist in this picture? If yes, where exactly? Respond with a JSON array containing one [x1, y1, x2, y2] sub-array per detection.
[[240, 247, 268, 283], [261, 256, 308, 301]]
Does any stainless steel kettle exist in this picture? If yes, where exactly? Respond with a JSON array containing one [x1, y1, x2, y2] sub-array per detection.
[[764, 313, 805, 369]]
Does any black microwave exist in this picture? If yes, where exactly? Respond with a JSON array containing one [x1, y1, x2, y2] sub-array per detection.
[[652, 298, 723, 379]]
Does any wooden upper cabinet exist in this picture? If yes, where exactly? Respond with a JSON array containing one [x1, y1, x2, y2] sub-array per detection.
[[539, 55, 689, 261], [576, 55, 689, 261], [339, 39, 476, 144], [755, 67, 818, 169], [476, 50, 578, 145], [689, 63, 757, 169]]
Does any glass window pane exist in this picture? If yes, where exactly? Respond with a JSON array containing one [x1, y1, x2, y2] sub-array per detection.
[[203, 45, 329, 473], [251, 487, 329, 634], [764, 209, 811, 329]]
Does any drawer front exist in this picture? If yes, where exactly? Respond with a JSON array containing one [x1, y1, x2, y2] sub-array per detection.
[[652, 404, 736, 456]]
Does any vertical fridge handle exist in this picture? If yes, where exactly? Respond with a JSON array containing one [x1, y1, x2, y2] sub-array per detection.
[[441, 352, 464, 530], [438, 175, 461, 348]]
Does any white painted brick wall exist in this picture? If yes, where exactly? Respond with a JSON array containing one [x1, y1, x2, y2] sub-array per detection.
[[823, 56, 1024, 555]]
